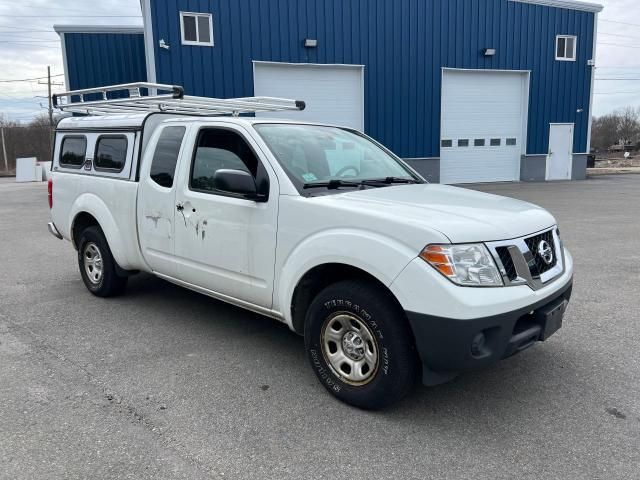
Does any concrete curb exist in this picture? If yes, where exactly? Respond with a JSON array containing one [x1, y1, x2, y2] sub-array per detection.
[[587, 168, 640, 176]]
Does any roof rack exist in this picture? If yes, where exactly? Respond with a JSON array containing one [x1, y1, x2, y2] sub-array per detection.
[[52, 82, 306, 117]]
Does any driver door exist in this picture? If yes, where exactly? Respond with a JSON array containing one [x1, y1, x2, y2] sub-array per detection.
[[173, 123, 279, 308]]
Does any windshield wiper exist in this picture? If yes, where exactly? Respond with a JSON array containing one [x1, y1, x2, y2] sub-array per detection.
[[303, 179, 363, 190], [360, 177, 419, 186], [303, 177, 419, 191]]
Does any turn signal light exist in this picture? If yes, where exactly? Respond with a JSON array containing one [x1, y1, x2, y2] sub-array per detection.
[[420, 245, 455, 277], [419, 243, 503, 287]]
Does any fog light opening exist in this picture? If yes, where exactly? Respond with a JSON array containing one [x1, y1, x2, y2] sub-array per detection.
[[471, 331, 493, 359]]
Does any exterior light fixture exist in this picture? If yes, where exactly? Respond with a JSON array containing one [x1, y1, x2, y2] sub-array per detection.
[[304, 39, 318, 48], [159, 39, 170, 50], [483, 48, 496, 56]]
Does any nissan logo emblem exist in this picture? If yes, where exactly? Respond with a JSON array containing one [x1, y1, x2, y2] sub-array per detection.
[[537, 240, 554, 265]]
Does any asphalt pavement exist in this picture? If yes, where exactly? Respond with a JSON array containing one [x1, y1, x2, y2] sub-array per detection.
[[0, 175, 638, 479]]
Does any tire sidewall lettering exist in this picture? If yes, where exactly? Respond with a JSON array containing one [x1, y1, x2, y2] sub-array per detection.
[[321, 298, 391, 378]]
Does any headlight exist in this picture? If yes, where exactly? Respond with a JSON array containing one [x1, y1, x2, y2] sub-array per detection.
[[420, 244, 503, 287]]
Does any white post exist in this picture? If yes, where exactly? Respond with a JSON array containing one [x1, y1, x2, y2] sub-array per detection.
[[1, 126, 8, 172]]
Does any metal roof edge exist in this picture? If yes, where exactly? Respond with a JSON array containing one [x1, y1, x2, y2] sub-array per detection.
[[53, 24, 144, 35], [508, 0, 603, 13]]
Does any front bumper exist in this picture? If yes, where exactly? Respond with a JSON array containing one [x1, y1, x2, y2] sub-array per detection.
[[406, 278, 573, 385]]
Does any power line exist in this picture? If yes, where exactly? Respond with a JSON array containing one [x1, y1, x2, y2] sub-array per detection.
[[0, 42, 60, 48], [594, 92, 640, 95], [600, 19, 640, 29], [599, 42, 640, 50], [595, 78, 640, 80], [0, 14, 142, 18], [0, 1, 140, 15], [600, 32, 640, 41], [0, 74, 63, 83]]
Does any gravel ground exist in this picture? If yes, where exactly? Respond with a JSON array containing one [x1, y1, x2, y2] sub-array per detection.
[[0, 175, 638, 479]]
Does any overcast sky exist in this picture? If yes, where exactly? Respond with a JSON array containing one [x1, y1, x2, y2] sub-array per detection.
[[0, 0, 638, 123]]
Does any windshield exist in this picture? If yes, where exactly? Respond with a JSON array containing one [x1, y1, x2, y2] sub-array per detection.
[[253, 124, 422, 194]]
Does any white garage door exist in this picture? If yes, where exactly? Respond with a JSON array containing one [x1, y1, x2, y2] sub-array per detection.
[[253, 62, 364, 130], [440, 70, 529, 184]]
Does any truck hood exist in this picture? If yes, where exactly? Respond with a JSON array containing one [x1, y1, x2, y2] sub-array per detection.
[[319, 184, 556, 243]]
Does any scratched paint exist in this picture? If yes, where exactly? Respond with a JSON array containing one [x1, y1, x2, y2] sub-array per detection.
[[144, 212, 172, 239]]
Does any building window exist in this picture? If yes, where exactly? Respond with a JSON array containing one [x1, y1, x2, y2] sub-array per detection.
[[94, 136, 128, 172], [490, 138, 501, 147], [180, 12, 214, 46], [506, 138, 517, 146], [556, 35, 576, 61], [458, 139, 469, 147], [441, 139, 453, 148], [474, 139, 486, 147]]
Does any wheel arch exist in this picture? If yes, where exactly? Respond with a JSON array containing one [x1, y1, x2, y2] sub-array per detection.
[[290, 263, 406, 336], [68, 193, 132, 269]]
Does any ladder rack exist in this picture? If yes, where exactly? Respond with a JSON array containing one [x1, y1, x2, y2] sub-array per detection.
[[52, 82, 306, 117]]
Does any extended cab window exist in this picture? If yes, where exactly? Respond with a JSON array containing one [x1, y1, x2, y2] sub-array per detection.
[[150, 126, 186, 188], [60, 136, 87, 167], [95, 136, 128, 171], [190, 129, 258, 193]]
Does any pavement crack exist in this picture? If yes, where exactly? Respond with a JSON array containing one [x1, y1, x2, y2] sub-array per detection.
[[0, 313, 218, 478]]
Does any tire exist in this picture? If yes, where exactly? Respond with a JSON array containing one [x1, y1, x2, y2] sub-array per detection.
[[304, 280, 418, 410], [77, 226, 128, 297]]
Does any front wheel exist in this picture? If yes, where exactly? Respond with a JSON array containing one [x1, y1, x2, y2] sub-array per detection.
[[77, 226, 128, 297], [304, 280, 418, 409]]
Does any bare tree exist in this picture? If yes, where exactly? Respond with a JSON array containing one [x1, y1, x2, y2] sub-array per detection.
[[591, 114, 620, 150], [0, 113, 53, 171], [591, 107, 640, 151], [617, 107, 640, 146]]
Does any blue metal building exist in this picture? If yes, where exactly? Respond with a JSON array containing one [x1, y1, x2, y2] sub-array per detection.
[[55, 25, 147, 95], [61, 0, 604, 183]]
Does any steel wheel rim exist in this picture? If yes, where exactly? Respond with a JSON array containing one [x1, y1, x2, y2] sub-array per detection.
[[321, 312, 379, 386], [83, 242, 104, 285]]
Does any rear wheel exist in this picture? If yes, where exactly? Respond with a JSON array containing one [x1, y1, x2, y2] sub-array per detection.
[[304, 280, 418, 409], [77, 226, 127, 297]]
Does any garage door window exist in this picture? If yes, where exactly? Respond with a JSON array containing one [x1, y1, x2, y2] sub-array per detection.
[[556, 35, 576, 61], [506, 138, 517, 146], [441, 139, 453, 148], [180, 12, 213, 46], [458, 139, 469, 147], [490, 138, 501, 147], [474, 139, 486, 147]]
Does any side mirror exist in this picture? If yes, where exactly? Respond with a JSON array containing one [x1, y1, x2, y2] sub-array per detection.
[[213, 169, 260, 199]]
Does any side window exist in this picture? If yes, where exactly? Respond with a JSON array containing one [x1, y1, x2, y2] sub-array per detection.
[[556, 35, 577, 61], [150, 126, 186, 188], [59, 136, 87, 168], [95, 136, 128, 171], [190, 129, 258, 194], [180, 12, 214, 46]]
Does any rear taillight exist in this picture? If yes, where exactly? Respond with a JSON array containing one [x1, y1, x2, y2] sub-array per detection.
[[47, 178, 53, 209]]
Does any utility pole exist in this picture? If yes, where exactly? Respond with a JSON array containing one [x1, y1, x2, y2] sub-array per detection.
[[47, 66, 53, 128], [38, 68, 63, 156], [1, 126, 8, 172], [47, 66, 54, 152]]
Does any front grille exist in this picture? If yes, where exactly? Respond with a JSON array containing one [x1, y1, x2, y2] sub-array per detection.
[[496, 246, 518, 281], [524, 230, 557, 277]]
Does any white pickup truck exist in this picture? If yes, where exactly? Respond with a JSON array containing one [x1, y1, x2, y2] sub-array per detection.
[[48, 84, 573, 409]]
